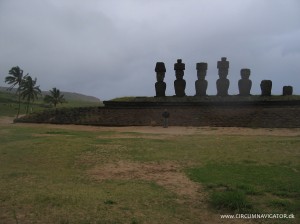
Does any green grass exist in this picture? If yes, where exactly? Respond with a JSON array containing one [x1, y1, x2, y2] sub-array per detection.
[[0, 125, 189, 223], [187, 164, 300, 195], [0, 122, 299, 223], [110, 96, 136, 101], [0, 90, 102, 117], [187, 164, 300, 214], [114, 135, 300, 166], [210, 190, 252, 212]]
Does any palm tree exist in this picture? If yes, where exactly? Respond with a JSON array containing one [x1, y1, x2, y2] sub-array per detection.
[[4, 66, 27, 118], [20, 76, 41, 114], [44, 88, 67, 108]]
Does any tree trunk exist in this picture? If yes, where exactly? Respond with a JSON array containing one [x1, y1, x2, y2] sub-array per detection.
[[26, 100, 30, 114], [16, 92, 21, 118]]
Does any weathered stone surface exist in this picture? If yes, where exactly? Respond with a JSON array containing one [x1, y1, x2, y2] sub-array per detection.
[[174, 59, 186, 97], [216, 57, 230, 96], [283, 86, 293, 96], [155, 62, 166, 97], [15, 101, 300, 128], [260, 80, 272, 96], [155, 82, 166, 97], [174, 59, 185, 71], [155, 62, 166, 73], [195, 62, 208, 96], [238, 68, 252, 96]]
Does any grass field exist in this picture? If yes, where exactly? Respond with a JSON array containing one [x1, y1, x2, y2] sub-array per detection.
[[0, 90, 102, 117], [0, 119, 299, 223]]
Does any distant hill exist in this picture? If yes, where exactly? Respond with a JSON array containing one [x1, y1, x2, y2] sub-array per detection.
[[42, 90, 101, 103], [0, 86, 102, 116], [0, 86, 101, 103]]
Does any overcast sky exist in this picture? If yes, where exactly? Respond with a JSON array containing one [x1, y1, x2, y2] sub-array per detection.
[[1, 0, 299, 100]]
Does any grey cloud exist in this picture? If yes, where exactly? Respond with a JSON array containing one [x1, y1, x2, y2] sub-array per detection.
[[1, 0, 299, 100]]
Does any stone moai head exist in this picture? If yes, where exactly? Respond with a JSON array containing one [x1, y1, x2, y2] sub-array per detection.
[[174, 59, 185, 79], [196, 62, 208, 80], [260, 80, 272, 96], [155, 62, 166, 82], [217, 57, 229, 79], [283, 86, 293, 96], [241, 68, 251, 79]]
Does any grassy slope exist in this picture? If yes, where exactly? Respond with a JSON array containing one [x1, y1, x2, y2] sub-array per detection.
[[0, 124, 299, 223], [0, 89, 102, 117]]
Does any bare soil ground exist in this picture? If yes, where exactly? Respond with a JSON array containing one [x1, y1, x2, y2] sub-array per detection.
[[89, 161, 201, 199], [88, 161, 256, 223], [2, 116, 299, 137]]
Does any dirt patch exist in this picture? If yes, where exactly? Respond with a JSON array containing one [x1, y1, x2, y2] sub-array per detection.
[[0, 116, 14, 124], [97, 133, 170, 140], [89, 161, 203, 199], [88, 161, 255, 224], [32, 133, 62, 137], [196, 126, 300, 137], [1, 113, 299, 137], [66, 125, 300, 137], [4, 120, 300, 137]]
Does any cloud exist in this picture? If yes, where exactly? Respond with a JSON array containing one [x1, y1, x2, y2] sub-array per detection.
[[1, 0, 299, 99]]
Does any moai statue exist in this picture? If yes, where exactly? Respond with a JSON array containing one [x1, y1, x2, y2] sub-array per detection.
[[238, 68, 252, 96], [260, 80, 272, 96], [216, 57, 230, 96], [283, 86, 293, 96], [155, 62, 167, 97], [174, 59, 186, 97], [195, 62, 208, 96]]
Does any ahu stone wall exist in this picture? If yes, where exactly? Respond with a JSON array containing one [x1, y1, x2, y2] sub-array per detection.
[[15, 101, 300, 128]]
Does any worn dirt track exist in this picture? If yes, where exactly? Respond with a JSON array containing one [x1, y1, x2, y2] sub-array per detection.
[[2, 116, 300, 137]]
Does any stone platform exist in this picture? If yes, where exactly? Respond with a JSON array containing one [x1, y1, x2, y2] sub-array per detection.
[[103, 96, 300, 108], [15, 95, 300, 128]]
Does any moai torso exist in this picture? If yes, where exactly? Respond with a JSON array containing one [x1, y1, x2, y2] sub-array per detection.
[[283, 86, 293, 96], [216, 57, 230, 96], [195, 62, 208, 96], [155, 62, 166, 97], [260, 80, 272, 96], [238, 68, 252, 96], [174, 59, 186, 97]]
